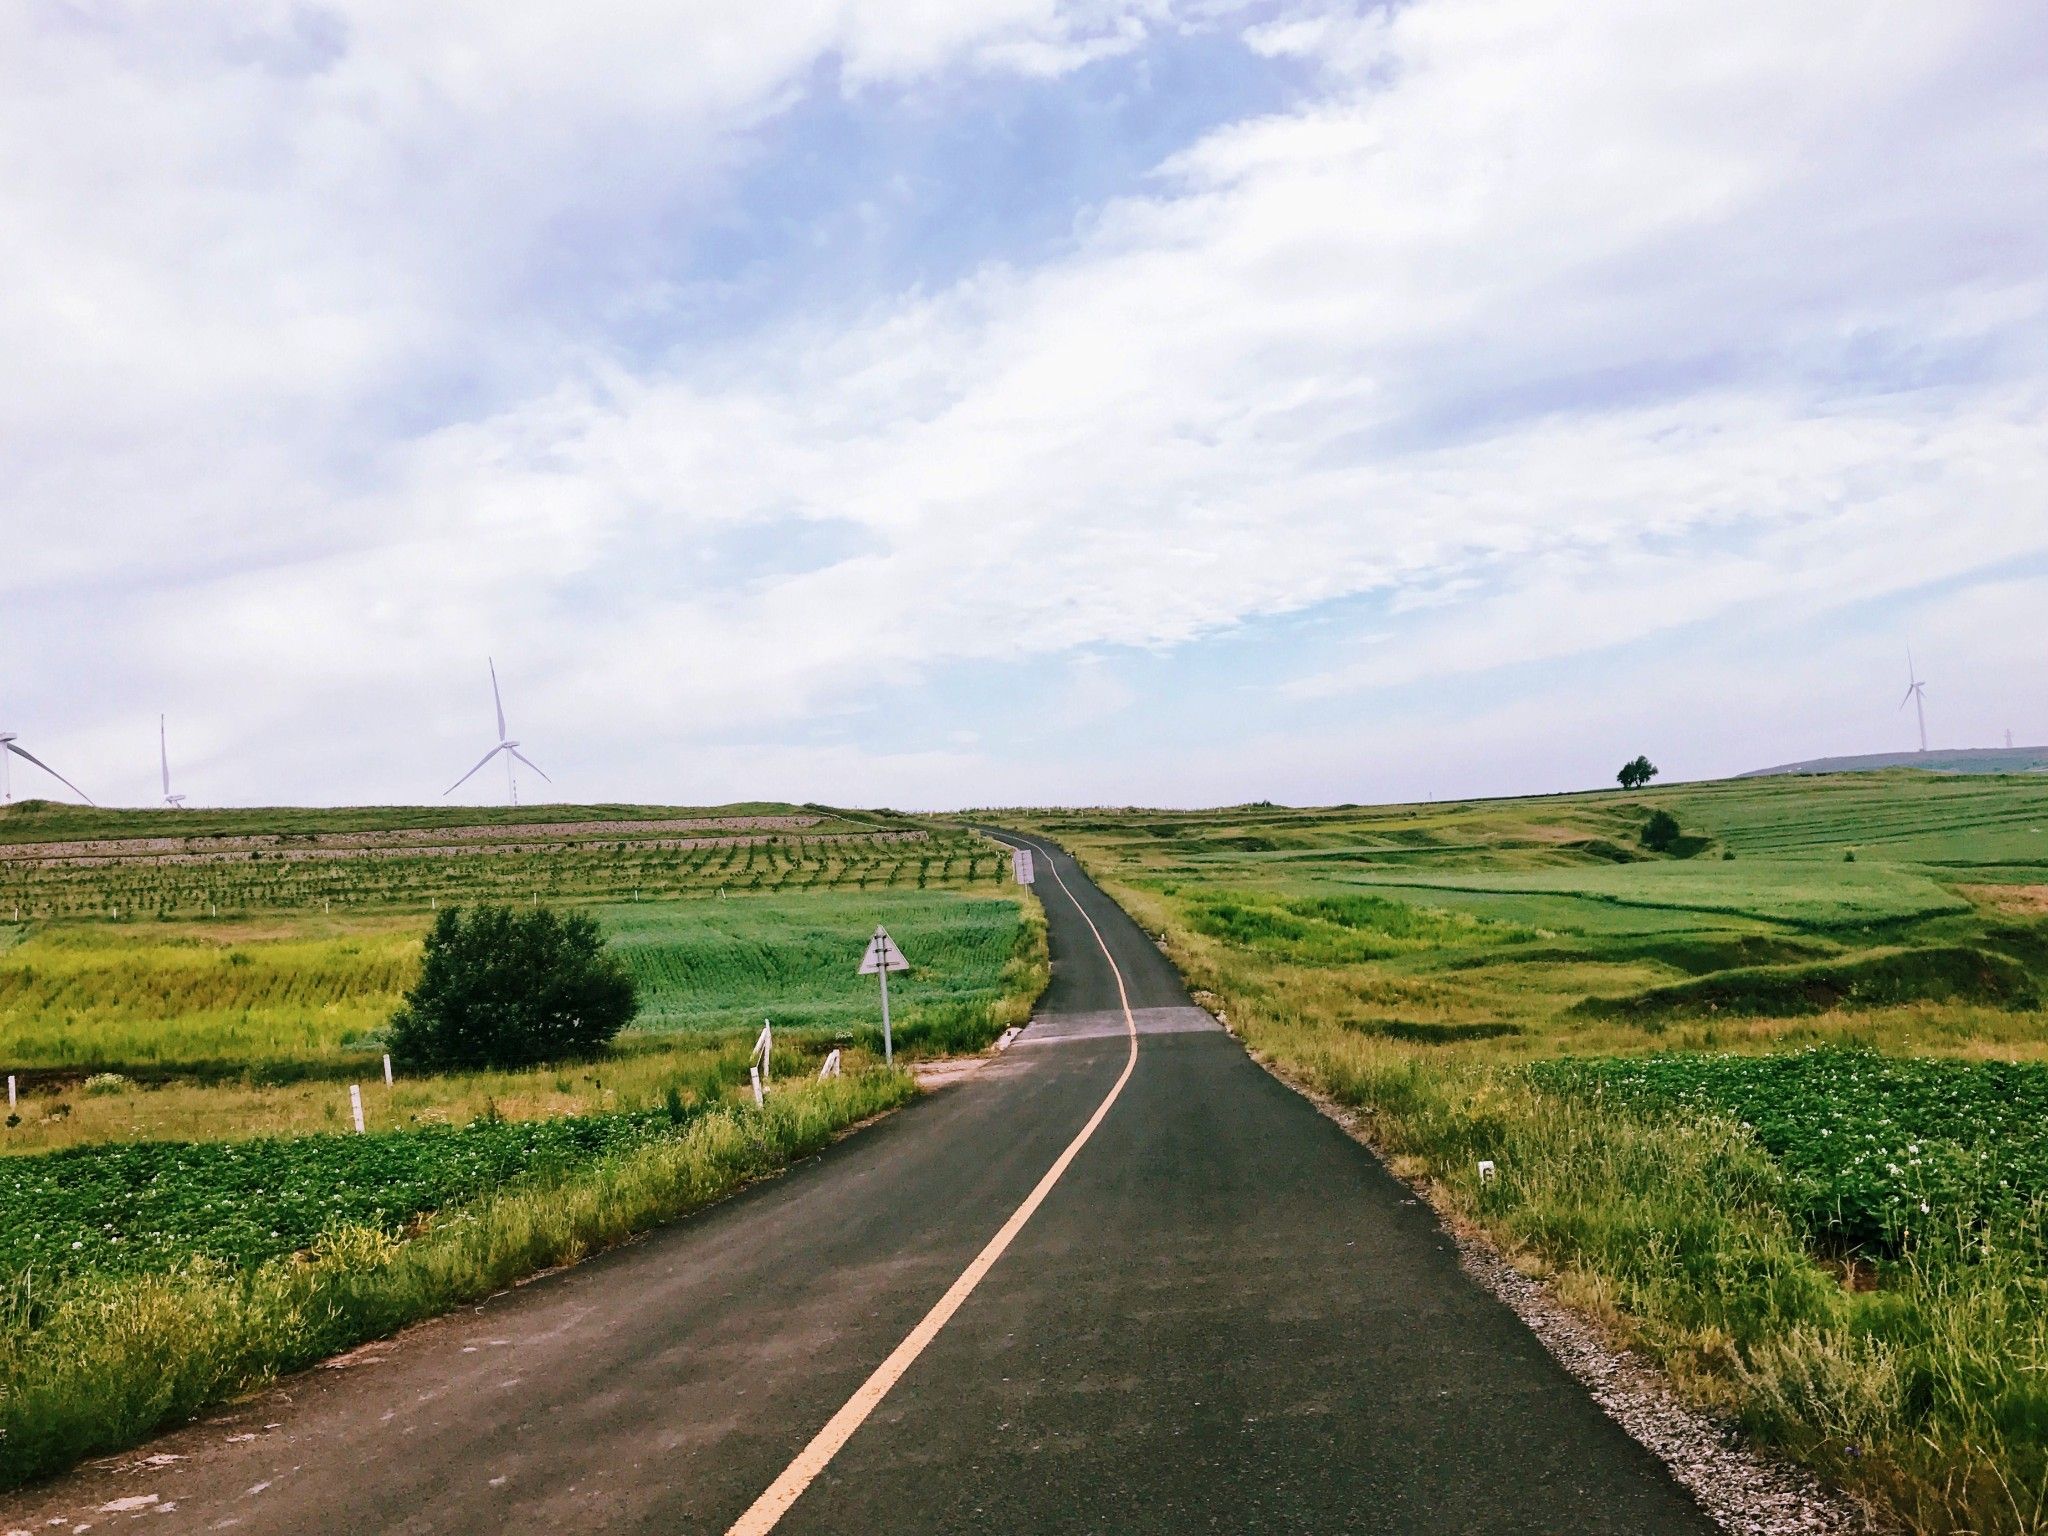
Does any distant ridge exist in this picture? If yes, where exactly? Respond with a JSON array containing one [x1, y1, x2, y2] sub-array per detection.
[[1741, 746, 2048, 778]]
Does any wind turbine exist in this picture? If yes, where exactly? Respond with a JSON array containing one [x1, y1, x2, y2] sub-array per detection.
[[0, 718, 94, 805], [444, 659, 551, 804], [1900, 650, 1929, 754], [159, 715, 187, 808]]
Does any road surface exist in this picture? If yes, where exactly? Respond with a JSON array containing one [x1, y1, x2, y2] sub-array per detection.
[[4, 835, 1718, 1534]]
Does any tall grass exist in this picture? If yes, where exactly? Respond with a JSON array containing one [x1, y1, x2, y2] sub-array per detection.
[[0, 920, 417, 1067], [0, 1071, 914, 1489], [605, 891, 1027, 1033]]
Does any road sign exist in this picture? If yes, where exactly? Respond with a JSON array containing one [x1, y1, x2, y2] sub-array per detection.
[[859, 925, 909, 1066], [859, 927, 909, 975], [1012, 847, 1035, 885]]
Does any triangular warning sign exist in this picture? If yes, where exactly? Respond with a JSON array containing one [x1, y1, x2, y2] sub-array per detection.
[[858, 925, 910, 974]]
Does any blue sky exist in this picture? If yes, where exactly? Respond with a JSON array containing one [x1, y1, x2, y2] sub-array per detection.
[[3, 0, 2046, 810]]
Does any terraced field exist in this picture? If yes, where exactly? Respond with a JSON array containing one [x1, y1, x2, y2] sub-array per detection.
[[0, 800, 1003, 920]]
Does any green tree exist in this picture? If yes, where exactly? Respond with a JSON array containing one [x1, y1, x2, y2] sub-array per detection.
[[389, 905, 637, 1070], [1640, 809, 1682, 852], [1617, 755, 1660, 791]]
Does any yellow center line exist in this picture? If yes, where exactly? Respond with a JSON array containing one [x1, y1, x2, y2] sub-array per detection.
[[722, 833, 1139, 1536]]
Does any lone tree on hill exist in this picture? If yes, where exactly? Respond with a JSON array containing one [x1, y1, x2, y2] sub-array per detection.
[[390, 904, 637, 1070], [1617, 755, 1659, 791]]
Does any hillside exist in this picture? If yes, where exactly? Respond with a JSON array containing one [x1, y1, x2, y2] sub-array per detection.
[[1742, 745, 2048, 777]]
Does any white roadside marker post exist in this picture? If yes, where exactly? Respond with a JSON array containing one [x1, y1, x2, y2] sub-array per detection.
[[350, 1084, 365, 1134], [858, 925, 911, 1067], [818, 1049, 842, 1080], [6, 1074, 15, 1110], [382, 1054, 394, 1087], [750, 1066, 764, 1108], [1477, 1159, 1497, 1185], [751, 1021, 773, 1086]]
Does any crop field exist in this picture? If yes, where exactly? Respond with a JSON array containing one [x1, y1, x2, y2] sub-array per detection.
[[3, 1107, 691, 1287], [0, 799, 1007, 920], [0, 801, 1046, 1489], [0, 888, 1024, 1090], [0, 917, 418, 1069], [0, 1072, 917, 1491], [1660, 771, 2048, 867], [603, 891, 1025, 1034], [1530, 1048, 2048, 1254], [1005, 770, 2048, 1533]]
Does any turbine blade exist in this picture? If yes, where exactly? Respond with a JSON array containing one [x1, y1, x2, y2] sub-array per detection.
[[444, 744, 506, 796], [1900, 687, 1915, 709], [160, 714, 170, 796], [5, 741, 95, 805], [508, 748, 551, 783], [489, 658, 507, 742]]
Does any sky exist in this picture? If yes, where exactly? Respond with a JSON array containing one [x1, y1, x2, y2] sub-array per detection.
[[3, 0, 2045, 811]]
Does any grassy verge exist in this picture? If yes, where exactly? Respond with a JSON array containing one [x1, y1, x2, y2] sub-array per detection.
[[0, 1071, 913, 1490]]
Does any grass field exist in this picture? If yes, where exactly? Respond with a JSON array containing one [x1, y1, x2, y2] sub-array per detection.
[[0, 891, 1025, 1070], [1001, 770, 2048, 1535], [0, 802, 1048, 1488]]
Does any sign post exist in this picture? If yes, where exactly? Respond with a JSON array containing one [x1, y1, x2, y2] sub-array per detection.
[[858, 925, 910, 1066], [349, 1084, 365, 1134], [1012, 846, 1035, 885]]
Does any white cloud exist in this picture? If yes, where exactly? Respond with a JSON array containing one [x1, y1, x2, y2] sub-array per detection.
[[6, 0, 2047, 805]]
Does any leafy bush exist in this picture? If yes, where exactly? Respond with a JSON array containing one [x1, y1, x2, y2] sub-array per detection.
[[1640, 809, 1682, 852], [388, 905, 637, 1070]]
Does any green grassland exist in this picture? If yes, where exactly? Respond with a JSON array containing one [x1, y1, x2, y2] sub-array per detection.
[[0, 803, 1042, 1156], [1002, 771, 2048, 1535], [0, 803, 1049, 1488], [603, 891, 1024, 1033], [0, 891, 1023, 1075]]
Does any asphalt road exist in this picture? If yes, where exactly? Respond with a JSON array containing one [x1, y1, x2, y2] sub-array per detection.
[[5, 835, 1719, 1534]]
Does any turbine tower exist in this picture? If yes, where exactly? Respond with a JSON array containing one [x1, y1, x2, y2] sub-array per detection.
[[0, 716, 94, 805], [1900, 650, 1929, 754], [160, 715, 187, 808], [444, 659, 551, 805]]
